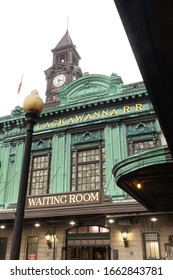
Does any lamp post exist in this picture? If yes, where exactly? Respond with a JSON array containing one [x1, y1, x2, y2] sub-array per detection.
[[10, 90, 43, 260]]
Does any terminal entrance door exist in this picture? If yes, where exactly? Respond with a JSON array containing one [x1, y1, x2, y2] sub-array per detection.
[[67, 245, 110, 260], [66, 225, 110, 260]]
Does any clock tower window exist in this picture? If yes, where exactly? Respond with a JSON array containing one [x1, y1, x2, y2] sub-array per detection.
[[73, 56, 78, 65], [56, 53, 66, 63]]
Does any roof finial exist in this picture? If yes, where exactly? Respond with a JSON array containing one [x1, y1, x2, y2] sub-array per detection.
[[67, 16, 69, 31]]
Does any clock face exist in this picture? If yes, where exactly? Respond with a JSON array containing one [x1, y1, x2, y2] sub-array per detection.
[[53, 74, 66, 87]]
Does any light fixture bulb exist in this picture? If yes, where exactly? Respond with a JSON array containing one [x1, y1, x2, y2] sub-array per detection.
[[34, 223, 40, 227], [108, 219, 114, 224], [0, 225, 5, 229], [137, 183, 142, 189], [23, 90, 43, 114]]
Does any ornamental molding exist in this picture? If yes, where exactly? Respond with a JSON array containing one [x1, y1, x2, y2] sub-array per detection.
[[69, 83, 107, 100], [127, 122, 156, 136], [32, 139, 51, 151], [73, 131, 102, 145]]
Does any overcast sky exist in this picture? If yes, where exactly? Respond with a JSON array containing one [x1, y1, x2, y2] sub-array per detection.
[[0, 0, 142, 117]]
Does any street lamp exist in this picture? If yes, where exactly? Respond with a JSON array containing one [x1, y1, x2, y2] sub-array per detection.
[[10, 90, 43, 260]]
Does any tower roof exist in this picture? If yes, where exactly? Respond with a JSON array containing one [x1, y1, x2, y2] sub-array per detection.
[[52, 29, 81, 59], [54, 30, 74, 49]]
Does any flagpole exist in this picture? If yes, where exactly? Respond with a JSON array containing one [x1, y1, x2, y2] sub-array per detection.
[[18, 90, 21, 107]]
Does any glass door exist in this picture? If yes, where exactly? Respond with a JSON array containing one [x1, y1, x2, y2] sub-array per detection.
[[66, 246, 110, 260]]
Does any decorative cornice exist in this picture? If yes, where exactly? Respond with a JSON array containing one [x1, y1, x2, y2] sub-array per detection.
[[73, 131, 102, 145], [41, 91, 148, 118]]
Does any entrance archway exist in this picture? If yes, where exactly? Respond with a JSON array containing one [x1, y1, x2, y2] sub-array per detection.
[[66, 225, 110, 260]]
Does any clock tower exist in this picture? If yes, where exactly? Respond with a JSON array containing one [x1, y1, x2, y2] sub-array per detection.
[[44, 30, 83, 107]]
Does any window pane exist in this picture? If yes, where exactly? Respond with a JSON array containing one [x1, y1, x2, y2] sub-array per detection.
[[145, 233, 158, 241], [100, 227, 109, 233], [26, 236, 38, 260], [29, 155, 49, 195], [78, 226, 88, 233], [71, 146, 105, 191], [146, 241, 160, 259], [144, 233, 160, 260], [89, 226, 99, 233], [133, 140, 155, 154]]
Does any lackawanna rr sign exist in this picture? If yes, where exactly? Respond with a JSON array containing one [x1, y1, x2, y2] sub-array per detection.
[[26, 190, 101, 209], [35, 103, 147, 132]]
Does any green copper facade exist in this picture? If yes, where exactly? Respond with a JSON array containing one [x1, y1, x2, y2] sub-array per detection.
[[0, 72, 164, 209]]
